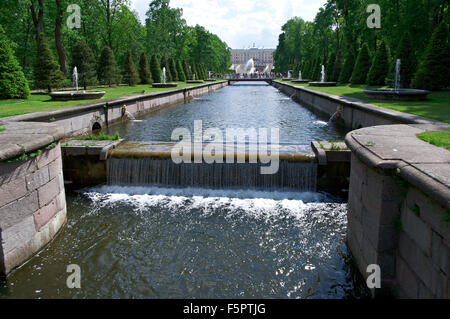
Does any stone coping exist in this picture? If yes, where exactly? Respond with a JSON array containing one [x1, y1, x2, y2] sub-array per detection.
[[0, 122, 65, 161], [345, 124, 450, 211], [2, 81, 228, 123], [273, 81, 447, 126], [61, 139, 124, 160]]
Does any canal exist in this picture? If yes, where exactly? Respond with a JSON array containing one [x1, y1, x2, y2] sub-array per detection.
[[0, 83, 369, 299]]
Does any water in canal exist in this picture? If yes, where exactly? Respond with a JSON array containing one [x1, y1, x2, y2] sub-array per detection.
[[0, 83, 369, 299]]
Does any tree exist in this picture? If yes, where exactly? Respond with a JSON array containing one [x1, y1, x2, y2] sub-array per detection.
[[350, 43, 371, 85], [122, 49, 139, 86], [139, 52, 152, 84], [332, 49, 343, 82], [412, 22, 449, 90], [326, 51, 336, 81], [0, 24, 29, 99], [367, 40, 389, 86], [98, 46, 117, 87], [176, 60, 186, 82], [150, 54, 161, 83], [392, 32, 416, 88], [34, 34, 64, 92], [168, 57, 178, 81], [72, 40, 98, 90], [338, 52, 355, 83], [182, 60, 191, 80]]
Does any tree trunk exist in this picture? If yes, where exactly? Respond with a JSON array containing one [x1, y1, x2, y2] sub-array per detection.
[[107, 0, 113, 48], [30, 0, 44, 41], [55, 0, 67, 76]]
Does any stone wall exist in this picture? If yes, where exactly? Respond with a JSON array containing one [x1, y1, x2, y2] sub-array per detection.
[[0, 122, 66, 276], [272, 81, 444, 129], [346, 124, 450, 298], [4, 81, 228, 138]]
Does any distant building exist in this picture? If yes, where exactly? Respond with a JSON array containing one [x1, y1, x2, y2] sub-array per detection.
[[230, 44, 275, 74]]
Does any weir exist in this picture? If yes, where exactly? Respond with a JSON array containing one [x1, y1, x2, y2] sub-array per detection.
[[106, 142, 318, 191]]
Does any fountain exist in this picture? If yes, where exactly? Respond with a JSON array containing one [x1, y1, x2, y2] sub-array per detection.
[[187, 72, 204, 84], [363, 59, 430, 100], [309, 65, 337, 87], [152, 67, 178, 88], [291, 70, 310, 84], [49, 67, 106, 101], [282, 70, 293, 81], [205, 71, 216, 82]]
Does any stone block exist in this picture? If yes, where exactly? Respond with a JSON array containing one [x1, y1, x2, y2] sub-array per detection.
[[396, 256, 419, 299], [37, 145, 61, 169], [33, 198, 58, 231], [37, 177, 61, 208], [431, 267, 447, 299], [402, 205, 432, 256], [399, 233, 433, 287], [25, 166, 50, 191], [0, 191, 39, 229], [0, 158, 37, 185], [1, 215, 36, 255], [47, 157, 62, 180], [362, 206, 380, 249], [431, 231, 449, 277], [0, 176, 27, 207]]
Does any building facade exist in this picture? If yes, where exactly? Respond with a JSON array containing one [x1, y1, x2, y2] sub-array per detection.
[[230, 45, 275, 74]]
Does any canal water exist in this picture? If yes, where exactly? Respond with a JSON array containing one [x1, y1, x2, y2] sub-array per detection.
[[0, 83, 369, 299]]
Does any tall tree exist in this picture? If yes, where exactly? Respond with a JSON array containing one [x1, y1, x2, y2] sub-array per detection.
[[54, 0, 67, 76], [72, 40, 98, 90], [150, 54, 161, 83], [367, 40, 389, 86], [98, 46, 117, 86], [34, 34, 64, 92], [123, 49, 139, 86], [350, 43, 371, 85], [176, 60, 186, 82], [169, 57, 178, 81], [138, 52, 152, 84]]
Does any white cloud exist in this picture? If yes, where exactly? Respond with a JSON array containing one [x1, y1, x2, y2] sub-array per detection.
[[130, 0, 326, 48]]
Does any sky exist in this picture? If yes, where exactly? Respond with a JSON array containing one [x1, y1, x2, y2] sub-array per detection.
[[130, 0, 327, 49]]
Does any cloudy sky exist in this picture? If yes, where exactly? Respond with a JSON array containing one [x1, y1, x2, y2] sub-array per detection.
[[130, 0, 327, 49]]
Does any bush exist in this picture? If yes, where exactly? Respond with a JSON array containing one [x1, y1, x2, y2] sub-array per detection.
[[138, 52, 152, 84], [72, 40, 97, 89], [326, 52, 336, 82], [412, 22, 450, 90], [122, 50, 139, 86], [98, 46, 117, 87], [34, 34, 64, 92], [0, 24, 29, 99], [338, 52, 355, 83], [367, 40, 389, 86], [182, 60, 192, 80], [350, 43, 371, 85], [160, 56, 172, 82], [393, 32, 416, 88], [176, 60, 186, 82], [169, 57, 178, 81], [150, 55, 161, 83], [332, 50, 343, 82]]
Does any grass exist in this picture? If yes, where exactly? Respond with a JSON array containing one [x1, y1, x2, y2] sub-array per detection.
[[74, 132, 121, 141], [0, 82, 209, 118], [417, 131, 450, 150], [0, 127, 4, 132], [287, 82, 450, 124]]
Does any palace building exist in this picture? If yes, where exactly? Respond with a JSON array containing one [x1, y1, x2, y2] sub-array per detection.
[[230, 44, 275, 74]]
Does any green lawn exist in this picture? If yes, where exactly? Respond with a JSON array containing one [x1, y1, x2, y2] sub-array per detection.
[[287, 82, 450, 124], [417, 131, 450, 150], [0, 82, 208, 118]]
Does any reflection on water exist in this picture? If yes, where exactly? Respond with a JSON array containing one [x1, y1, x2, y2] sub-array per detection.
[[0, 187, 369, 299], [105, 83, 347, 144]]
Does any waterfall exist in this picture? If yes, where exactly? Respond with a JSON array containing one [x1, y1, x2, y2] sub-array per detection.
[[107, 157, 317, 192]]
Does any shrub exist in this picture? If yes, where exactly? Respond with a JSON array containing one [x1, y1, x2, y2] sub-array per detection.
[[412, 22, 450, 90], [332, 50, 343, 82], [367, 40, 389, 85], [72, 40, 97, 89], [338, 52, 355, 83], [34, 34, 64, 92], [169, 57, 178, 81], [138, 52, 152, 84], [150, 55, 161, 83], [393, 32, 416, 88], [160, 56, 172, 82], [182, 60, 192, 80], [176, 60, 186, 82], [98, 46, 117, 87], [0, 24, 29, 99], [326, 52, 336, 82], [350, 43, 371, 85], [122, 50, 139, 86]]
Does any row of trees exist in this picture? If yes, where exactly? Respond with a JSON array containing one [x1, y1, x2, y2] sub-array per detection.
[[0, 0, 231, 98], [274, 0, 449, 90]]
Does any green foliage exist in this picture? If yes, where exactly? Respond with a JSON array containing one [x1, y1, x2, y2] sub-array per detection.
[[160, 56, 172, 82], [34, 34, 64, 92], [0, 24, 29, 99], [331, 50, 343, 83], [123, 50, 139, 86], [326, 52, 336, 82], [367, 40, 389, 85], [168, 57, 178, 81], [412, 22, 450, 90], [182, 60, 192, 80], [138, 52, 153, 84], [350, 44, 371, 85], [98, 46, 117, 87], [150, 54, 162, 83], [393, 32, 417, 88], [338, 52, 355, 83], [176, 60, 186, 82], [417, 131, 450, 150], [75, 132, 120, 141], [72, 40, 98, 89]]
